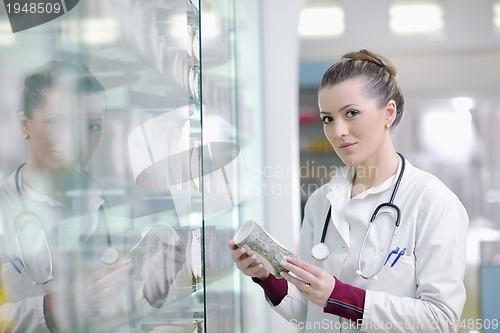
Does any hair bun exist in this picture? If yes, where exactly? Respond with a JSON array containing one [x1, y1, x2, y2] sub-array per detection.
[[342, 49, 397, 77]]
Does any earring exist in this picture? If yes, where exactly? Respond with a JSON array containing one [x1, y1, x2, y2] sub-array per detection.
[[24, 134, 30, 140], [385, 123, 391, 131]]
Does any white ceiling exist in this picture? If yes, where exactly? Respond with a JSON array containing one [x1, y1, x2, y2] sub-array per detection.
[[300, 0, 500, 60], [299, 0, 500, 95]]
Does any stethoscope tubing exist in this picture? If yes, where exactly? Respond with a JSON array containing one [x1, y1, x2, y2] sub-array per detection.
[[312, 153, 406, 280], [13, 164, 118, 286], [320, 208, 332, 244], [14, 163, 54, 285]]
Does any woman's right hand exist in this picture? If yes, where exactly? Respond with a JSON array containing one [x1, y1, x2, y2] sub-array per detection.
[[79, 260, 133, 312], [228, 240, 269, 281]]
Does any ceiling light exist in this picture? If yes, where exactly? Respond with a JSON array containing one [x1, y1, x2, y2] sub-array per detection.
[[494, 2, 500, 30], [170, 12, 220, 41], [201, 12, 221, 39], [420, 108, 474, 165], [169, 14, 188, 40], [451, 97, 474, 113], [298, 7, 344, 38], [0, 22, 15, 46], [62, 18, 119, 45], [389, 3, 444, 34]]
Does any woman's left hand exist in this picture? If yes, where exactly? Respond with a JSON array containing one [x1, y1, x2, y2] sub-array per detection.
[[280, 257, 335, 308], [71, 260, 134, 314]]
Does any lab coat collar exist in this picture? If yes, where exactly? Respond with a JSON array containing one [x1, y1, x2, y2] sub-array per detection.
[[325, 168, 352, 248], [21, 178, 104, 210], [324, 155, 408, 247], [12, 169, 104, 236], [326, 154, 406, 198], [351, 154, 405, 200]]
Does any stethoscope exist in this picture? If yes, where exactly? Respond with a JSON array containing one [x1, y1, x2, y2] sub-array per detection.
[[311, 153, 405, 280], [13, 163, 120, 286]]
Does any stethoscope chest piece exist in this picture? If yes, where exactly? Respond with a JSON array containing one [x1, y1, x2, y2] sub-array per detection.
[[311, 242, 329, 260], [101, 247, 120, 265]]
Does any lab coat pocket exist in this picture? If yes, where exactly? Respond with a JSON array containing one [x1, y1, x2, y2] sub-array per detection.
[[367, 250, 417, 297], [2, 261, 20, 277], [1, 261, 41, 301]]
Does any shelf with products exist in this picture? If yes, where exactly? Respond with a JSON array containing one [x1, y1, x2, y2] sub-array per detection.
[[299, 105, 333, 153], [299, 98, 344, 205], [300, 137, 335, 155]]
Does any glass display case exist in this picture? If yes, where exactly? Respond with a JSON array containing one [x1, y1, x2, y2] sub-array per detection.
[[0, 0, 251, 332]]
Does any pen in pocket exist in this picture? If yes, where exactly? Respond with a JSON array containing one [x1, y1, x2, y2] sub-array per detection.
[[9, 255, 24, 274], [384, 247, 400, 266], [391, 247, 407, 267]]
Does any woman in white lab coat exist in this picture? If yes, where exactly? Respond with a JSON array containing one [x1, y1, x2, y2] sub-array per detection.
[[0, 61, 178, 332], [229, 49, 468, 332]]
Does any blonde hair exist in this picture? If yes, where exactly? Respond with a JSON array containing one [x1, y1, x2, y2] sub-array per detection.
[[319, 49, 405, 127]]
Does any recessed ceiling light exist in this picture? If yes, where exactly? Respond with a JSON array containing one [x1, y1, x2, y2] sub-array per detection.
[[494, 2, 500, 30], [452, 97, 474, 112], [298, 7, 344, 38], [0, 22, 15, 46], [170, 13, 220, 40], [201, 12, 221, 39], [389, 3, 444, 34], [62, 18, 119, 45]]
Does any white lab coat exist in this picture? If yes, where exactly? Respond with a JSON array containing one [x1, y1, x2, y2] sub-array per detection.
[[0, 172, 155, 333], [270, 158, 468, 333]]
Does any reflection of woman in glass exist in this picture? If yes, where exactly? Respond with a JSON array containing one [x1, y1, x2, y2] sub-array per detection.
[[0, 61, 175, 332]]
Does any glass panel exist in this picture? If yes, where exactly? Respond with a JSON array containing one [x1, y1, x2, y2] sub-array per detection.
[[0, 0, 206, 332], [200, 0, 266, 332], [200, 0, 239, 332]]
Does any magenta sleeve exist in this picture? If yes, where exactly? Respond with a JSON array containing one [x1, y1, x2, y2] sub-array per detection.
[[252, 275, 288, 306], [323, 276, 366, 322]]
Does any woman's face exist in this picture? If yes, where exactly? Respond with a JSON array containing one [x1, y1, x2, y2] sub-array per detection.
[[21, 88, 106, 171], [318, 78, 394, 166]]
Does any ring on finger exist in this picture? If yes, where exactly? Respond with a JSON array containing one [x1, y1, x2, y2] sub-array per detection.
[[302, 282, 310, 293]]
